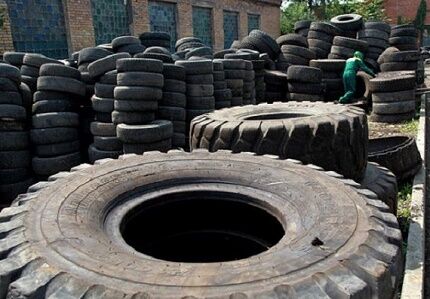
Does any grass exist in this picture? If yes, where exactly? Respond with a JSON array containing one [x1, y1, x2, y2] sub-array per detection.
[[398, 119, 419, 136], [397, 182, 413, 253]]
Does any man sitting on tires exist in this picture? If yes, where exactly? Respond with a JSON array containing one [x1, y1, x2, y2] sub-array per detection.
[[339, 51, 375, 104]]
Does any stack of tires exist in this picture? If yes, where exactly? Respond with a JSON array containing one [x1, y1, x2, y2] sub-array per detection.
[[253, 58, 266, 103], [219, 59, 245, 107], [112, 36, 145, 56], [117, 120, 173, 154], [379, 50, 420, 72], [159, 64, 187, 148], [310, 59, 345, 101], [175, 37, 205, 58], [114, 58, 165, 154], [239, 30, 280, 60], [369, 72, 416, 123], [287, 65, 323, 101], [185, 46, 213, 60], [0, 64, 33, 203], [389, 24, 418, 51], [31, 64, 85, 178], [276, 34, 309, 70], [21, 54, 62, 94], [328, 36, 368, 60], [307, 22, 340, 59], [140, 32, 171, 49], [213, 60, 232, 109], [87, 53, 130, 163], [330, 13, 364, 38], [3, 52, 25, 69], [243, 60, 256, 105], [264, 70, 288, 102], [358, 22, 391, 70], [294, 20, 312, 37], [176, 59, 214, 145]]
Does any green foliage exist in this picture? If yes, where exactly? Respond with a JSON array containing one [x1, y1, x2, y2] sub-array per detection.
[[353, 0, 390, 21], [414, 0, 427, 32], [0, 6, 5, 29], [397, 182, 412, 239], [399, 119, 419, 136], [280, 2, 314, 34]]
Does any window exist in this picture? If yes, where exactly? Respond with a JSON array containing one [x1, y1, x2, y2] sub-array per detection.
[[248, 14, 260, 33], [223, 11, 239, 49], [193, 6, 213, 47], [148, 1, 177, 51]]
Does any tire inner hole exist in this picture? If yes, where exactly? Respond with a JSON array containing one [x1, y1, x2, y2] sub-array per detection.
[[244, 112, 311, 120], [120, 191, 285, 263]]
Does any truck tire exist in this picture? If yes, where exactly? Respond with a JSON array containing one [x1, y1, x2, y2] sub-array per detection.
[[2, 151, 402, 298], [190, 102, 368, 180]]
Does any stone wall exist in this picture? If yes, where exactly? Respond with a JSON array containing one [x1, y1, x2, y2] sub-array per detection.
[[0, 0, 14, 54]]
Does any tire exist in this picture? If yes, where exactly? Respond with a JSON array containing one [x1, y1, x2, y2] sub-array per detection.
[[0, 91, 22, 105], [100, 71, 118, 84], [114, 99, 158, 112], [333, 36, 368, 52], [287, 66, 322, 83], [32, 100, 76, 114], [0, 150, 30, 169], [30, 127, 78, 145], [117, 72, 164, 87], [157, 106, 186, 121], [373, 100, 415, 114], [94, 83, 115, 98], [310, 59, 346, 72], [93, 136, 122, 151], [0, 168, 30, 184], [294, 20, 312, 31], [288, 82, 323, 94], [281, 45, 316, 60], [122, 139, 172, 153], [368, 136, 422, 181], [359, 162, 398, 214], [309, 46, 329, 59], [0, 78, 19, 91], [91, 96, 114, 113], [389, 36, 417, 45], [78, 47, 112, 65], [186, 84, 214, 97], [370, 111, 415, 123], [175, 60, 213, 75], [160, 92, 186, 108], [3, 51, 25, 66], [0, 64, 20, 84], [391, 27, 418, 37], [365, 21, 391, 33], [32, 152, 81, 176], [307, 38, 332, 51], [134, 53, 173, 63], [276, 33, 308, 47], [377, 47, 400, 64], [163, 79, 186, 93], [116, 58, 163, 73], [117, 44, 145, 55], [88, 145, 122, 163], [39, 63, 81, 79], [175, 37, 202, 50], [186, 74, 214, 84], [330, 45, 355, 58], [384, 50, 420, 62], [116, 120, 173, 143], [0, 104, 26, 121], [187, 96, 215, 109], [32, 112, 79, 128], [88, 53, 131, 78], [190, 102, 368, 180], [1, 151, 402, 298], [35, 140, 81, 157], [213, 71, 225, 81], [309, 22, 340, 36], [369, 74, 415, 92], [23, 53, 62, 68], [114, 86, 162, 101], [358, 29, 389, 40], [90, 122, 117, 137], [307, 30, 334, 43], [372, 89, 415, 103], [380, 62, 417, 72], [330, 13, 363, 31], [112, 111, 155, 125], [163, 64, 186, 80], [37, 76, 86, 96], [288, 93, 322, 101], [0, 131, 29, 151]]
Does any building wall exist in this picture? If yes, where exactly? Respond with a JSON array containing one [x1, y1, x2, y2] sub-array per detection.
[[0, 0, 281, 56], [383, 0, 430, 24], [0, 0, 14, 54]]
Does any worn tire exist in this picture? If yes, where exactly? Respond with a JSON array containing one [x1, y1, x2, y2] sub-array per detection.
[[1, 151, 402, 298], [32, 151, 81, 176], [373, 100, 415, 114], [116, 120, 173, 143], [368, 136, 422, 181], [370, 111, 415, 124], [359, 162, 398, 214], [190, 102, 368, 180], [287, 66, 322, 83], [369, 75, 415, 92], [37, 76, 86, 96]]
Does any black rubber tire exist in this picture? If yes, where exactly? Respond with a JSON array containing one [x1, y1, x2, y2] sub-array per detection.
[[310, 59, 346, 72], [380, 61, 417, 72], [23, 54, 62, 68], [373, 100, 415, 114], [114, 99, 158, 112], [309, 46, 330, 59], [122, 139, 172, 154], [288, 82, 323, 94], [307, 39, 332, 51], [157, 106, 186, 121], [32, 100, 77, 114], [30, 127, 78, 145], [391, 27, 418, 37], [190, 102, 368, 180], [287, 66, 322, 83], [116, 120, 173, 143], [175, 60, 213, 75], [0, 150, 30, 169], [0, 167, 30, 184], [112, 111, 155, 125], [309, 22, 340, 36], [90, 122, 116, 137], [35, 140, 81, 157], [114, 86, 163, 101], [0, 63, 21, 84], [368, 136, 422, 181], [163, 64, 186, 80], [94, 83, 115, 98], [333, 36, 368, 52], [88, 145, 122, 163], [37, 76, 86, 96], [3, 51, 25, 66], [389, 36, 417, 45], [32, 112, 79, 129], [288, 93, 322, 101], [95, 113, 112, 123], [359, 162, 398, 214], [0, 131, 29, 151], [134, 53, 173, 63], [33, 90, 74, 102], [384, 50, 420, 62], [372, 89, 415, 103], [294, 20, 312, 31], [276, 33, 308, 47], [0, 177, 34, 204], [187, 96, 215, 110], [369, 74, 415, 92], [0, 104, 26, 121], [2, 151, 402, 298], [370, 111, 415, 124], [117, 44, 145, 55], [0, 77, 19, 92], [20, 65, 39, 77], [88, 53, 131, 78], [307, 30, 334, 43], [175, 37, 202, 50], [186, 84, 214, 97], [330, 14, 363, 31], [377, 47, 400, 64], [186, 74, 214, 84], [93, 136, 122, 151], [365, 21, 391, 33], [100, 70, 117, 84], [39, 63, 81, 79], [91, 96, 114, 113], [330, 45, 356, 58], [281, 45, 316, 60], [32, 152, 81, 176], [117, 72, 164, 87], [213, 71, 225, 81], [160, 92, 186, 108], [78, 47, 112, 65], [116, 58, 163, 73], [358, 29, 390, 41]]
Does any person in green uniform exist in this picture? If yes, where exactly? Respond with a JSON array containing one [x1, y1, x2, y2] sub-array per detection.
[[339, 51, 375, 104]]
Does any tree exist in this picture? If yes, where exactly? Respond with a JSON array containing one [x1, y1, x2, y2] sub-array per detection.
[[414, 0, 427, 44], [280, 2, 314, 34]]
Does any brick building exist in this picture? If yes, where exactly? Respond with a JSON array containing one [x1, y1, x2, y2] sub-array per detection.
[[0, 0, 282, 58]]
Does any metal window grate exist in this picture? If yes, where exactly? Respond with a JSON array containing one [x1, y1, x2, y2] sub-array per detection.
[[192, 6, 212, 47], [148, 1, 177, 51], [248, 14, 260, 34], [223, 11, 239, 49]]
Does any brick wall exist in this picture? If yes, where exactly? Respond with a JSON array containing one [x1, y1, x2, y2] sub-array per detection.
[[384, 0, 430, 24], [63, 0, 95, 53], [0, 0, 14, 54]]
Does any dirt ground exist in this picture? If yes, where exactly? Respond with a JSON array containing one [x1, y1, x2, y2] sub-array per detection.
[[368, 118, 419, 139]]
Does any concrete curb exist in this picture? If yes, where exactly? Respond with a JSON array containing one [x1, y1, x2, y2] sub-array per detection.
[[400, 95, 426, 299]]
